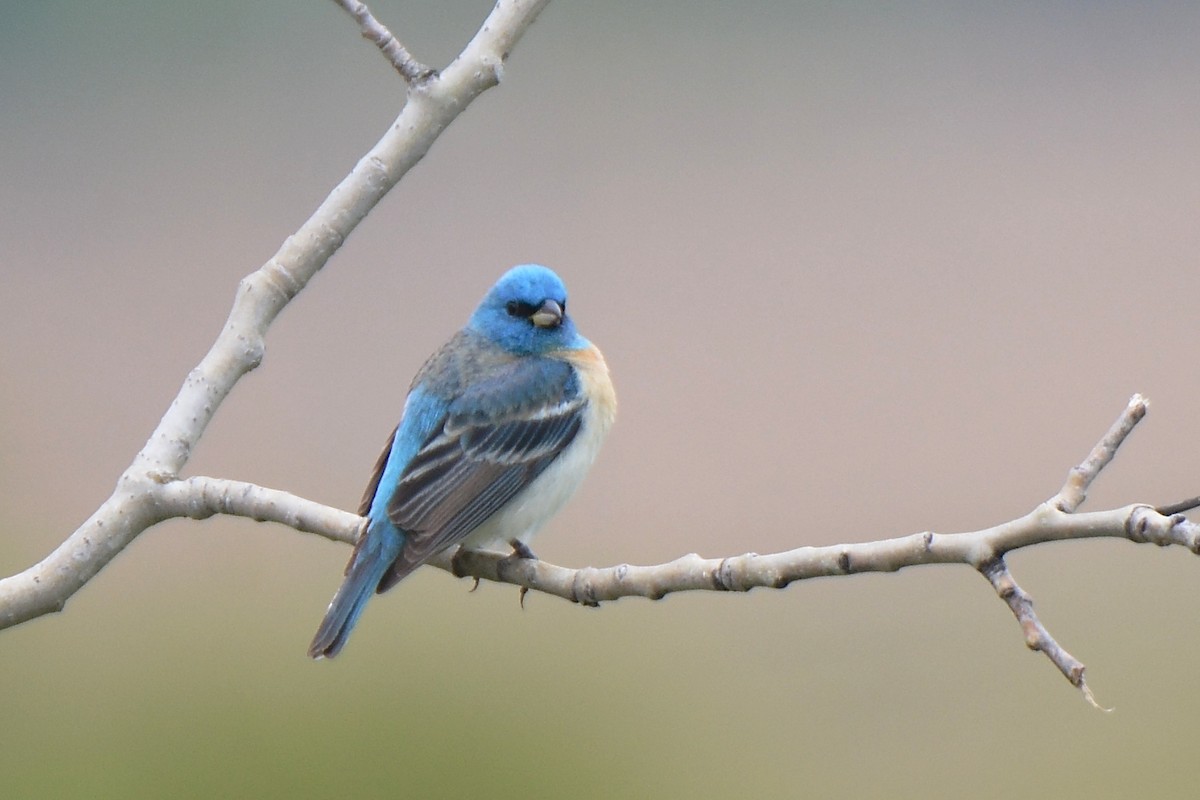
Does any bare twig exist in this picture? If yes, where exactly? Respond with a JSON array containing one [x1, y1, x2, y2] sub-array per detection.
[[53, 465, 1198, 618], [331, 0, 436, 83], [1155, 496, 1200, 516], [435, 504, 1199, 707], [1053, 393, 1147, 512], [435, 504, 1200, 605], [979, 557, 1105, 711]]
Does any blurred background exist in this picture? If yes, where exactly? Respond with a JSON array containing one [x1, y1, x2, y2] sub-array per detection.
[[3, 1, 1200, 797]]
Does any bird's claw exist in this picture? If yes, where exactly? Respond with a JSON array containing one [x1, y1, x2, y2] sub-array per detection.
[[452, 545, 483, 593], [502, 539, 537, 609]]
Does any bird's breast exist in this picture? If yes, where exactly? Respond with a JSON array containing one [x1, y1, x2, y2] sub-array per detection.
[[560, 343, 617, 435], [460, 342, 616, 550]]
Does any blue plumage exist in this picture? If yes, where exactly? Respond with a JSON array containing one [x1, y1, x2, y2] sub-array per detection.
[[308, 265, 615, 659], [306, 519, 401, 660]]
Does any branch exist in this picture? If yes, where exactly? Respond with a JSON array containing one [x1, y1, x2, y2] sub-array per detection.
[[436, 396, 1195, 707], [439, 504, 1200, 605], [157, 477, 362, 545], [0, 0, 551, 631], [19, 391, 1192, 704], [246, 397, 1200, 705]]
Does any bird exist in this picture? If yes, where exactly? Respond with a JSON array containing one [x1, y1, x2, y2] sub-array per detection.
[[308, 264, 616, 658]]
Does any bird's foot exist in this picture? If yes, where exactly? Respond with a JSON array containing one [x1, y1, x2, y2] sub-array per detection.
[[451, 545, 482, 593], [503, 539, 537, 609]]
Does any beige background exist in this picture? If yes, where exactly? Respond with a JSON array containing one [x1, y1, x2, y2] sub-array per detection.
[[3, 2, 1200, 797]]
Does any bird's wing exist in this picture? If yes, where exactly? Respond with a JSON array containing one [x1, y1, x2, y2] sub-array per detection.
[[378, 356, 584, 589], [358, 425, 398, 518]]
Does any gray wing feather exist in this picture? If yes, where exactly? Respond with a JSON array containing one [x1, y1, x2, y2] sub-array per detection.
[[377, 359, 584, 591]]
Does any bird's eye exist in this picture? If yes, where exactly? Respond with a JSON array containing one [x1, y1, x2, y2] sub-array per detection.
[[506, 300, 538, 319]]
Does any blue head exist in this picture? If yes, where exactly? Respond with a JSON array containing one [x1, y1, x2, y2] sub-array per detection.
[[468, 264, 588, 354]]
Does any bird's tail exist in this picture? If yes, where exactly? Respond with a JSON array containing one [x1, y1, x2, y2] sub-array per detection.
[[308, 522, 402, 659]]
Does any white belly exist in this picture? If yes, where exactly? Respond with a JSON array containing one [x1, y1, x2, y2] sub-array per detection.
[[462, 342, 616, 550]]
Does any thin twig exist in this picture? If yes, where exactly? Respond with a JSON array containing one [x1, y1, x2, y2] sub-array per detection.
[[1155, 496, 1200, 517], [332, 0, 436, 83], [1053, 393, 1148, 513], [978, 557, 1106, 711]]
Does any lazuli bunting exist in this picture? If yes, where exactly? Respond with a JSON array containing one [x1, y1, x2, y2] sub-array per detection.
[[309, 264, 616, 658]]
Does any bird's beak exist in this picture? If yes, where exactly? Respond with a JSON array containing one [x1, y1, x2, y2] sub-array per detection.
[[531, 299, 564, 328]]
